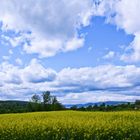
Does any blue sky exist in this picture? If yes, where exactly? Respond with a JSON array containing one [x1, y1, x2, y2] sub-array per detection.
[[0, 0, 140, 104]]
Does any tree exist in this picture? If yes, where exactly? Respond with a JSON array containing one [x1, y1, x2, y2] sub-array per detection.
[[28, 94, 41, 112], [93, 104, 98, 110], [70, 105, 78, 110], [79, 107, 85, 111], [86, 105, 93, 111], [27, 91, 65, 112], [99, 103, 106, 111], [42, 91, 52, 111], [42, 91, 51, 105], [31, 94, 41, 103], [135, 100, 140, 110], [51, 96, 64, 111], [51, 96, 58, 111], [135, 100, 140, 105]]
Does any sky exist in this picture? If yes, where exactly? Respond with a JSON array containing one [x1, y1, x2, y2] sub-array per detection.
[[0, 0, 140, 104]]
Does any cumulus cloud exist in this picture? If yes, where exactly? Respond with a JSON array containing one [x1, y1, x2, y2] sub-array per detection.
[[0, 0, 94, 57], [0, 62, 22, 84], [0, 59, 56, 85], [94, 0, 140, 62], [58, 91, 140, 104], [103, 51, 115, 59], [0, 60, 140, 103], [1, 0, 140, 104], [15, 58, 23, 66], [21, 59, 57, 83], [56, 65, 140, 92]]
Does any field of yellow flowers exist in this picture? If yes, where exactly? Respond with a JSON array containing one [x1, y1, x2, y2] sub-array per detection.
[[0, 111, 139, 140]]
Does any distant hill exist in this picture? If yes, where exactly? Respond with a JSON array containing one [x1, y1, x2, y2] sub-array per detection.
[[64, 101, 132, 108], [0, 100, 29, 113], [0, 100, 29, 105]]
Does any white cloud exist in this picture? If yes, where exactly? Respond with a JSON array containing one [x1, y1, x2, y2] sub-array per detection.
[[2, 55, 10, 61], [1, 0, 140, 103], [9, 49, 13, 55], [0, 59, 56, 85], [56, 65, 140, 90], [88, 46, 93, 52], [0, 60, 140, 103], [58, 91, 140, 104], [0, 62, 22, 84], [103, 51, 115, 59], [15, 58, 23, 66], [21, 59, 57, 83], [121, 33, 140, 62], [94, 0, 140, 62], [0, 0, 94, 57]]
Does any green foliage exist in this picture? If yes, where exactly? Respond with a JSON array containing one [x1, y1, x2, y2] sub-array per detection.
[[0, 111, 139, 140], [0, 91, 64, 114], [71, 102, 137, 111], [135, 100, 140, 105], [31, 94, 41, 103], [0, 101, 28, 113], [27, 92, 64, 112], [42, 91, 51, 105]]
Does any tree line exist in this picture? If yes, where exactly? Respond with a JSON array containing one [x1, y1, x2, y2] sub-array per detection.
[[70, 100, 140, 111], [0, 91, 65, 114], [0, 91, 140, 114]]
